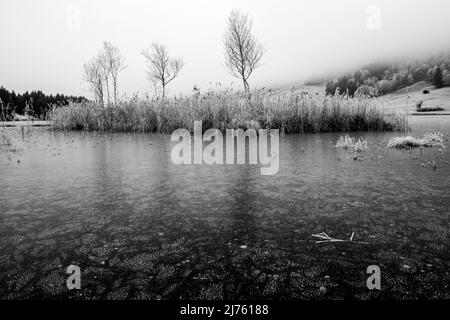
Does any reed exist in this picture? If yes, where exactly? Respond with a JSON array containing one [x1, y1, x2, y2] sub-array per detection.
[[49, 90, 409, 134]]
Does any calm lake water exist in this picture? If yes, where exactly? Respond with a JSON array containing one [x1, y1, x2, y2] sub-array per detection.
[[0, 116, 449, 299]]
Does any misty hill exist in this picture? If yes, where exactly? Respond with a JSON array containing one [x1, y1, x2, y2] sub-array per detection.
[[321, 54, 450, 97]]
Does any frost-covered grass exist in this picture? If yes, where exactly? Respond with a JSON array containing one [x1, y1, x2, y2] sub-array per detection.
[[335, 135, 368, 153], [387, 132, 445, 149]]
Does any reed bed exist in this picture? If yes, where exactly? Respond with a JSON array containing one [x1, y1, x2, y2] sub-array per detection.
[[48, 90, 409, 134]]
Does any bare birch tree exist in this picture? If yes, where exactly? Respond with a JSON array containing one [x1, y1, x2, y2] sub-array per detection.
[[101, 41, 126, 104], [82, 56, 104, 105], [223, 10, 265, 92], [83, 42, 126, 106], [141, 43, 184, 98]]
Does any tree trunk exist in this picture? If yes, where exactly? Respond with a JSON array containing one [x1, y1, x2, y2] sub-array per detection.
[[113, 82, 117, 105], [105, 80, 110, 106], [243, 78, 249, 92]]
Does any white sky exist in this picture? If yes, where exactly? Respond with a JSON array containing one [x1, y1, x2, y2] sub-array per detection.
[[1, 0, 450, 98]]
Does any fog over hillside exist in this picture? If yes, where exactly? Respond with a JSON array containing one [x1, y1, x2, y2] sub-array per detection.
[[1, 0, 450, 97]]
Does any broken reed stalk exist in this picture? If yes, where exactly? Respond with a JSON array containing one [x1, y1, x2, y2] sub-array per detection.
[[312, 231, 369, 244]]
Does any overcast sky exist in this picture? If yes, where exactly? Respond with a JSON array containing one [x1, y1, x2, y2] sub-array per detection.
[[1, 0, 450, 98]]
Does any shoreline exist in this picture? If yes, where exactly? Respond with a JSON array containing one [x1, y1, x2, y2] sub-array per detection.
[[0, 114, 445, 131], [410, 112, 450, 116], [0, 121, 52, 127]]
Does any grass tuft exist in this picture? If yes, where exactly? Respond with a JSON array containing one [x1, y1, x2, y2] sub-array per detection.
[[336, 135, 368, 153], [387, 132, 445, 149]]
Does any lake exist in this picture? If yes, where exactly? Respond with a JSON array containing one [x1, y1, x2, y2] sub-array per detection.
[[0, 116, 449, 299]]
